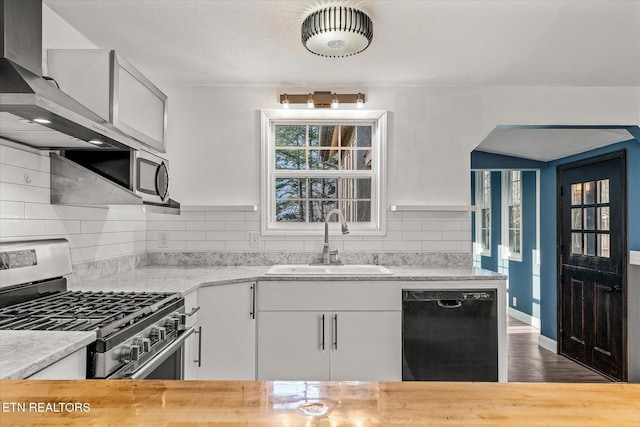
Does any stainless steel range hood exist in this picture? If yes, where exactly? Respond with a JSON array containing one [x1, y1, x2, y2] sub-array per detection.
[[0, 0, 140, 150]]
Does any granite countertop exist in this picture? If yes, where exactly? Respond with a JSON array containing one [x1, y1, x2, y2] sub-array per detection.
[[69, 265, 505, 295], [0, 331, 96, 380], [4, 265, 504, 379]]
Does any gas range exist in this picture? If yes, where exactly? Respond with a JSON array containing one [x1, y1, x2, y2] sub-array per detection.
[[0, 239, 192, 379]]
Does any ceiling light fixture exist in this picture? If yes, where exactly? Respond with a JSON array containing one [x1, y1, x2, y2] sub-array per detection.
[[301, 7, 373, 57], [32, 118, 51, 124], [88, 139, 104, 145], [280, 91, 366, 109]]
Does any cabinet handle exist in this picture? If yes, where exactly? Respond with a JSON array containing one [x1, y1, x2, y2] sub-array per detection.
[[194, 326, 202, 367], [250, 283, 256, 319], [321, 314, 325, 350], [186, 306, 200, 316], [333, 314, 338, 350]]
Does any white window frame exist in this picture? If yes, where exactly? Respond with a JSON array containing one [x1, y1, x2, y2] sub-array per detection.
[[475, 170, 491, 256], [502, 170, 523, 261], [260, 109, 387, 236]]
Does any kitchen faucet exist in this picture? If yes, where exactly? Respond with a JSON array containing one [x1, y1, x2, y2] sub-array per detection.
[[322, 209, 349, 264]]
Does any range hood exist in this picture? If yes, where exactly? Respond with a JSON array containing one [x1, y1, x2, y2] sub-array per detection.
[[0, 0, 140, 150]]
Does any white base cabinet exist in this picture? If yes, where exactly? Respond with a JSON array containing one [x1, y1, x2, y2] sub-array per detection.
[[258, 310, 401, 381], [196, 282, 256, 380], [182, 289, 200, 380], [257, 280, 401, 381], [28, 348, 86, 379]]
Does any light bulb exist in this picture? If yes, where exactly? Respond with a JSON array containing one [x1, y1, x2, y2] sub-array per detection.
[[331, 94, 339, 109], [356, 93, 364, 109], [307, 93, 314, 109], [282, 94, 290, 109]]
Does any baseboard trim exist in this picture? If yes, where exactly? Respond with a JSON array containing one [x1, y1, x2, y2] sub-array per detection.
[[538, 334, 558, 354], [508, 307, 541, 329]]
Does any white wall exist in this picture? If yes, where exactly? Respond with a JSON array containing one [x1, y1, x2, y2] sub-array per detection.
[[165, 85, 638, 207]]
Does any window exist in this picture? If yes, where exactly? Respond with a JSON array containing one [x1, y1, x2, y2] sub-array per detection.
[[261, 110, 387, 235], [570, 178, 610, 258], [475, 170, 491, 256], [503, 171, 522, 260]]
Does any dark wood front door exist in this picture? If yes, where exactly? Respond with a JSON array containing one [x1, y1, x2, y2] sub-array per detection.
[[558, 150, 627, 381]]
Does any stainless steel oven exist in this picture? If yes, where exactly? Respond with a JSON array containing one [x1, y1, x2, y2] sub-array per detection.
[[0, 239, 195, 380]]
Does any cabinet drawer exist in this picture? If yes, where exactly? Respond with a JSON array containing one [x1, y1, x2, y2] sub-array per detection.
[[258, 281, 401, 311]]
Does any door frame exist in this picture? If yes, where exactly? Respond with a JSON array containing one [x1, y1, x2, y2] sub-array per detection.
[[556, 149, 628, 381]]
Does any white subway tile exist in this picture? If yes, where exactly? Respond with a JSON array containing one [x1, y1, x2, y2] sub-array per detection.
[[225, 240, 254, 251], [46, 219, 81, 235], [64, 205, 109, 220], [441, 231, 471, 241], [146, 221, 186, 231], [205, 231, 247, 241], [0, 145, 50, 172], [25, 203, 65, 220], [402, 230, 442, 241], [170, 231, 206, 241], [0, 219, 47, 237], [386, 211, 403, 222], [343, 240, 383, 251], [0, 164, 50, 188], [185, 221, 226, 231], [387, 221, 422, 231], [403, 211, 442, 221], [244, 211, 260, 221], [186, 240, 226, 250], [441, 211, 470, 220], [422, 221, 463, 231], [147, 240, 186, 251], [226, 221, 260, 231], [0, 201, 24, 218], [205, 211, 240, 221], [364, 231, 403, 241], [105, 209, 146, 221], [383, 241, 423, 251], [0, 182, 49, 203], [165, 211, 206, 221], [461, 220, 472, 231], [81, 220, 145, 234], [422, 241, 463, 251], [264, 240, 304, 251], [65, 233, 96, 248]]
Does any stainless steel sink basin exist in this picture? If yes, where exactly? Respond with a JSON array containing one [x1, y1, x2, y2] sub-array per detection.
[[265, 264, 393, 276]]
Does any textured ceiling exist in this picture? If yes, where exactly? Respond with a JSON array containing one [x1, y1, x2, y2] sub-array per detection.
[[44, 0, 640, 88]]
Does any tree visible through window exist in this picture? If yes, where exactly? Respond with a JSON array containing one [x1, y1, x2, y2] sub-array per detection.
[[476, 170, 491, 255], [274, 124, 373, 223], [504, 170, 522, 258]]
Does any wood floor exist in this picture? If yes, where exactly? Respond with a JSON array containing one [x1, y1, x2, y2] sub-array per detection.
[[507, 316, 610, 383]]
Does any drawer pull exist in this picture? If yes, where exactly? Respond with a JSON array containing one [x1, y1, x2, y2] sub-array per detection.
[[186, 306, 201, 316]]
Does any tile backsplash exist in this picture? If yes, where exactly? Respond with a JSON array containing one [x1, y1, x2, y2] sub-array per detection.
[[0, 143, 146, 264], [1, 141, 472, 272]]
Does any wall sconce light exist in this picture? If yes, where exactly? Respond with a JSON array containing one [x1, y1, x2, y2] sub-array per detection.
[[279, 91, 366, 109]]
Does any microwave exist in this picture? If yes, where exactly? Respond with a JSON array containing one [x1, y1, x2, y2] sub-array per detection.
[[134, 149, 170, 204]]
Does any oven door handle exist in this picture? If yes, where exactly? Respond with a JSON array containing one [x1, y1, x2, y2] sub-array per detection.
[[128, 326, 195, 380]]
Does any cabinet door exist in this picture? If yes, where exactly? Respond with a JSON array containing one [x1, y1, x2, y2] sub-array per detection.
[[197, 282, 256, 380], [182, 329, 200, 380], [257, 311, 330, 381], [330, 311, 402, 381]]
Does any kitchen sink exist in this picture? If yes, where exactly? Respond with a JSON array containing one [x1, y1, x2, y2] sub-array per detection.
[[265, 264, 394, 276]]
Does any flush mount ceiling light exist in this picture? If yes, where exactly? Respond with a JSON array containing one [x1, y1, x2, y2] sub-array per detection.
[[301, 7, 373, 57]]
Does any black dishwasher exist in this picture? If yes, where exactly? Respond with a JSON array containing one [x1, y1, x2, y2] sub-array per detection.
[[402, 289, 498, 381]]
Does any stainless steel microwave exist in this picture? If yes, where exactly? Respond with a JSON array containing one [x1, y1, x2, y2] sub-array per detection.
[[134, 149, 170, 204]]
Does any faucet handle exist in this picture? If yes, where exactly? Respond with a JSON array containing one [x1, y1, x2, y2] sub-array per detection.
[[329, 249, 340, 264]]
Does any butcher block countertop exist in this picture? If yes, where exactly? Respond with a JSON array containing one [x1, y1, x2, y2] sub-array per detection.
[[0, 380, 639, 426]]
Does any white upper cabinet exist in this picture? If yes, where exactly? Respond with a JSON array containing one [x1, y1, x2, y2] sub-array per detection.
[[47, 49, 168, 153]]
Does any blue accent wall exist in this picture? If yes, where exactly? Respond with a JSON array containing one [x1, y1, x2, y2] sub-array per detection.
[[471, 170, 538, 317]]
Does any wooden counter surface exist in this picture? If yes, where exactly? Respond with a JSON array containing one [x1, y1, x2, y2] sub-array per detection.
[[0, 380, 639, 426]]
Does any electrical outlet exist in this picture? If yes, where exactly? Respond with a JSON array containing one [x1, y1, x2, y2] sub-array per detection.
[[249, 231, 260, 249], [158, 231, 168, 249], [512, 296, 517, 307]]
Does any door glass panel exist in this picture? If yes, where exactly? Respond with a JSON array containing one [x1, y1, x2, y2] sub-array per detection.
[[571, 233, 583, 255], [571, 183, 582, 205], [584, 181, 596, 204], [585, 233, 596, 256], [597, 207, 610, 231], [598, 234, 610, 258], [583, 207, 595, 230], [597, 179, 610, 204], [571, 208, 582, 230]]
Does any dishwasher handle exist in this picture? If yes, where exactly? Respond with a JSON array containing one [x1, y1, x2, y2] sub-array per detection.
[[437, 299, 463, 309]]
